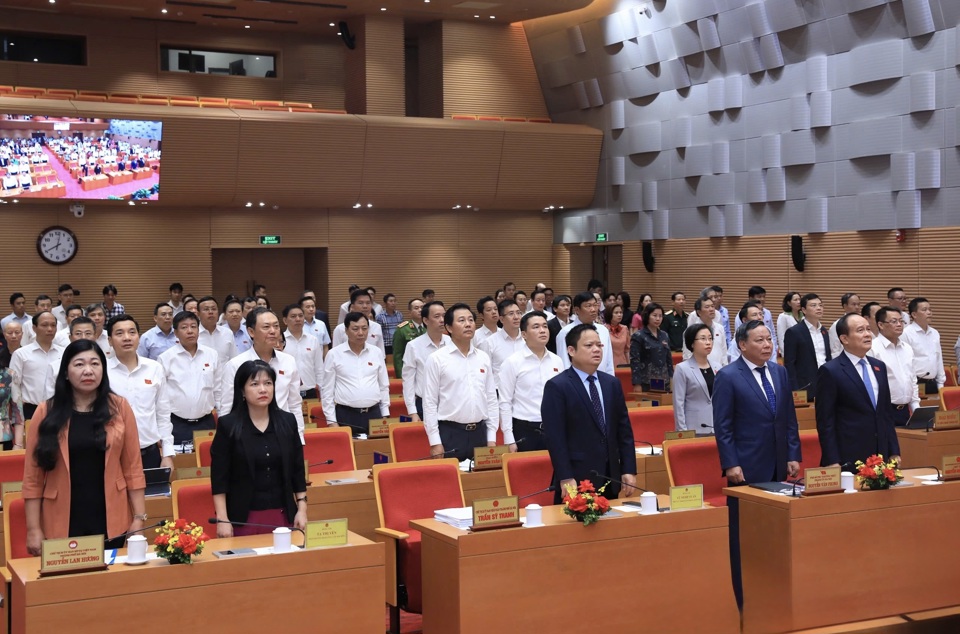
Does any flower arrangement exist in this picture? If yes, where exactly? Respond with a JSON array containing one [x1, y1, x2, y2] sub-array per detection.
[[855, 454, 903, 490], [154, 519, 210, 564], [562, 479, 610, 526]]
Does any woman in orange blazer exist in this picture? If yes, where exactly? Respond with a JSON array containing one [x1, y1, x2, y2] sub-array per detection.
[[23, 340, 147, 554]]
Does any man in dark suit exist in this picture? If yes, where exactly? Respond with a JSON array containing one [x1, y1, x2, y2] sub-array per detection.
[[783, 293, 831, 395], [816, 314, 900, 467], [714, 319, 801, 607], [542, 323, 636, 503]]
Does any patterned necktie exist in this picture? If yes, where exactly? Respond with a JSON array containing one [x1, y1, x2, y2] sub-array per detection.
[[755, 366, 777, 415], [859, 359, 877, 409], [587, 375, 607, 434]]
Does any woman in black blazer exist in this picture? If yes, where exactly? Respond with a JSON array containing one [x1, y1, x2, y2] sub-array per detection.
[[211, 360, 307, 537]]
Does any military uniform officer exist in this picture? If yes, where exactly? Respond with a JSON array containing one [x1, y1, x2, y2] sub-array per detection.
[[392, 298, 425, 377]]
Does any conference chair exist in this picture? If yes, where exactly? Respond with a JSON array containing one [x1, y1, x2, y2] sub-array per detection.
[[3, 491, 28, 562], [373, 459, 464, 634], [0, 449, 26, 483], [628, 406, 676, 445], [389, 378, 403, 396], [283, 101, 313, 109], [797, 430, 823, 474], [663, 437, 727, 508], [388, 398, 406, 418], [502, 450, 553, 506], [944, 365, 957, 388], [303, 427, 356, 474], [172, 478, 215, 528], [940, 386, 960, 412], [389, 422, 430, 462], [196, 438, 214, 468], [309, 405, 328, 428], [615, 367, 634, 400]]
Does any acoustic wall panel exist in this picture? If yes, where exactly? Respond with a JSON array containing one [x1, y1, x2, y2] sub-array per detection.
[[652, 209, 670, 240], [759, 34, 785, 69], [621, 182, 643, 211], [741, 39, 766, 73], [708, 205, 726, 236], [915, 149, 941, 189], [810, 91, 833, 127], [791, 95, 812, 130], [699, 17, 722, 51], [724, 75, 744, 109], [747, 2, 774, 38], [766, 167, 787, 201], [643, 181, 660, 211], [629, 122, 663, 154], [806, 56, 829, 93], [700, 173, 737, 204], [747, 170, 767, 202], [891, 152, 917, 191], [609, 99, 626, 130], [847, 40, 903, 86], [725, 203, 745, 236], [677, 0, 719, 24], [611, 156, 626, 186], [568, 25, 587, 55], [599, 12, 628, 47], [806, 197, 829, 232], [686, 144, 715, 176], [585, 78, 604, 107], [713, 142, 731, 174], [856, 192, 897, 230], [896, 190, 922, 227], [780, 131, 816, 165], [763, 134, 782, 168], [674, 117, 693, 148], [673, 24, 704, 58], [903, 0, 936, 38], [910, 72, 936, 112], [764, 0, 808, 33]]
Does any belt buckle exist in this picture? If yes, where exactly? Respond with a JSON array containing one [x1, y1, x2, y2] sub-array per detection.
[[465, 423, 478, 431], [359, 406, 370, 413]]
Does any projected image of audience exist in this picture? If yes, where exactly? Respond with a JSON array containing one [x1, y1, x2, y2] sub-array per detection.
[[0, 115, 161, 201]]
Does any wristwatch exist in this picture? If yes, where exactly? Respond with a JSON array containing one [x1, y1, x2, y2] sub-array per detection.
[[133, 513, 149, 521], [296, 496, 308, 504]]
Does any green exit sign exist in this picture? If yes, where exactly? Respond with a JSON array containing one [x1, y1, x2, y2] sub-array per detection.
[[259, 235, 282, 245], [595, 233, 608, 242]]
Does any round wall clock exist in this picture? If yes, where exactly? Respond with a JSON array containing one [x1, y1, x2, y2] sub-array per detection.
[[37, 226, 78, 265]]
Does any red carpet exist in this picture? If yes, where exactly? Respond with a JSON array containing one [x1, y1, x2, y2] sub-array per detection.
[[385, 607, 422, 634], [42, 147, 159, 200]]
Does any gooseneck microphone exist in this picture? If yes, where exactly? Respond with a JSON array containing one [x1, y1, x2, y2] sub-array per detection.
[[413, 448, 459, 461], [109, 519, 168, 542], [589, 470, 659, 511], [634, 440, 657, 454], [309, 459, 334, 467], [208, 517, 305, 537], [518, 485, 555, 501]]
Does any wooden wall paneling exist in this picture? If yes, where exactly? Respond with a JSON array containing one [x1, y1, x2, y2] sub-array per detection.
[[441, 22, 549, 119], [344, 19, 369, 116], [208, 209, 330, 250], [281, 40, 345, 109], [418, 23, 444, 119], [917, 227, 960, 360], [231, 113, 366, 207], [363, 16, 405, 117], [304, 248, 329, 314], [211, 248, 305, 309], [551, 244, 593, 296], [496, 123, 602, 208], [151, 114, 241, 206]]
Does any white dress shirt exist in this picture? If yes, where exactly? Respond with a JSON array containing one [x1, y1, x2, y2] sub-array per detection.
[[497, 346, 563, 445], [52, 327, 71, 348], [902, 323, 946, 388], [10, 342, 63, 405], [844, 350, 878, 403], [198, 324, 238, 365], [805, 320, 828, 367], [337, 301, 351, 325], [284, 330, 324, 390], [221, 348, 304, 440], [303, 318, 331, 346], [51, 305, 68, 329], [107, 356, 174, 456], [401, 332, 450, 415], [422, 344, 498, 446], [331, 321, 386, 356], [158, 343, 222, 421], [870, 334, 919, 409], [555, 317, 615, 376], [472, 325, 500, 348], [320, 343, 390, 423], [735, 307, 778, 358], [479, 329, 526, 388], [777, 313, 798, 354]]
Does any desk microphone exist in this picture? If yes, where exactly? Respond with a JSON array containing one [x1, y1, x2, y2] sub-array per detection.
[[309, 459, 334, 467], [518, 485, 555, 501], [207, 518, 305, 541], [108, 519, 168, 542], [786, 477, 804, 497], [698, 424, 715, 436], [413, 447, 459, 461], [634, 440, 657, 455], [906, 465, 942, 481], [588, 470, 658, 510]]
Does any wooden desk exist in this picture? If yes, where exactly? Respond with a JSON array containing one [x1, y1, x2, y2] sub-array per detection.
[[352, 437, 390, 469], [9, 533, 383, 634], [795, 405, 816, 430], [412, 502, 739, 634], [896, 428, 960, 469], [636, 451, 669, 494], [727, 470, 960, 633]]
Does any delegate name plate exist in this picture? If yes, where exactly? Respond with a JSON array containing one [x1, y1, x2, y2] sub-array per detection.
[[792, 390, 808, 406], [802, 466, 842, 495], [934, 410, 960, 430], [368, 418, 391, 438], [471, 496, 520, 530], [942, 454, 960, 481], [305, 519, 349, 548], [40, 535, 106, 576], [670, 484, 703, 510], [176, 466, 210, 480], [193, 429, 216, 448], [664, 430, 697, 441], [473, 445, 510, 470]]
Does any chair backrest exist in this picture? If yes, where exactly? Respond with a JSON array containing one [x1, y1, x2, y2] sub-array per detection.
[[172, 478, 215, 528], [797, 430, 822, 474], [389, 422, 431, 462], [389, 378, 403, 396], [196, 439, 213, 467], [628, 407, 676, 445], [941, 386, 960, 411], [3, 492, 28, 562], [373, 460, 464, 533], [615, 367, 633, 400], [0, 450, 26, 484], [944, 366, 958, 388], [309, 405, 328, 428], [502, 451, 553, 506], [663, 438, 727, 507], [303, 427, 356, 473]]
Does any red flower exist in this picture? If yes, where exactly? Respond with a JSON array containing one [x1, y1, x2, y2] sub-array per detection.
[[594, 495, 610, 512], [174, 518, 188, 530], [857, 466, 875, 479], [883, 468, 897, 482], [865, 455, 884, 468], [567, 496, 588, 513], [155, 534, 169, 546], [577, 480, 596, 494]]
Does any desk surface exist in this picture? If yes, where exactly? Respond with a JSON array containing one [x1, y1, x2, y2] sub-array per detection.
[[727, 469, 960, 633]]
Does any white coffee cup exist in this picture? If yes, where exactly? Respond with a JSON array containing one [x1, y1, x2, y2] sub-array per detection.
[[126, 534, 147, 563], [273, 526, 292, 553], [525, 503, 543, 527], [640, 491, 658, 514], [841, 471, 856, 492]]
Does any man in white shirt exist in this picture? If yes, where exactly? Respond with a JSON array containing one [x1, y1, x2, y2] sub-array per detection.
[[84, 303, 112, 358], [479, 299, 526, 389], [1, 292, 30, 331], [902, 297, 945, 395], [423, 303, 499, 461], [683, 296, 728, 368], [733, 286, 778, 359], [556, 292, 615, 376], [528, 289, 548, 315], [221, 308, 304, 441], [51, 284, 75, 329], [498, 311, 562, 452], [298, 295, 331, 355], [106, 314, 174, 470], [401, 301, 449, 421], [223, 298, 253, 354], [197, 296, 238, 365], [828, 293, 861, 358], [158, 311, 222, 448], [337, 284, 362, 325], [137, 303, 178, 360], [52, 305, 84, 348], [870, 306, 919, 426], [472, 296, 501, 347], [167, 282, 184, 315], [20, 294, 53, 346], [283, 303, 323, 399], [514, 290, 529, 316], [366, 287, 385, 318], [887, 287, 911, 325], [542, 288, 555, 316], [331, 289, 386, 356], [10, 311, 62, 419], [321, 312, 390, 434]]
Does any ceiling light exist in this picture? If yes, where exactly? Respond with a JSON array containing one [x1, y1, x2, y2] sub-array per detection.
[[49, 0, 55, 3], [128, 201, 135, 206], [329, 22, 335, 26], [353, 203, 361, 208], [245, 202, 253, 207], [366, 203, 373, 208], [474, 15, 479, 18], [33, 58, 38, 62], [244, 25, 251, 29], [259, 202, 265, 207], [161, 8, 167, 13], [380, 7, 386, 10], [489, 16, 495, 19]]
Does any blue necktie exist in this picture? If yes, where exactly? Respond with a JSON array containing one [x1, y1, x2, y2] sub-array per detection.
[[587, 375, 607, 434], [755, 366, 777, 415], [859, 359, 877, 409]]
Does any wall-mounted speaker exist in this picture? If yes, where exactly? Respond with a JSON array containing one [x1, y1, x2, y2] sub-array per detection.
[[791, 234, 805, 272], [642, 241, 655, 273], [339, 21, 356, 50]]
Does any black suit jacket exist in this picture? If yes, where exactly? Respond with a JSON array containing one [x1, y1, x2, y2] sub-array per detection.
[[209, 410, 306, 527], [542, 367, 637, 502], [815, 354, 900, 467], [783, 320, 831, 393], [546, 318, 564, 354]]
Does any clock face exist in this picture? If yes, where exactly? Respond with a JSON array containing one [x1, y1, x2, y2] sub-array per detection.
[[37, 226, 78, 265]]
